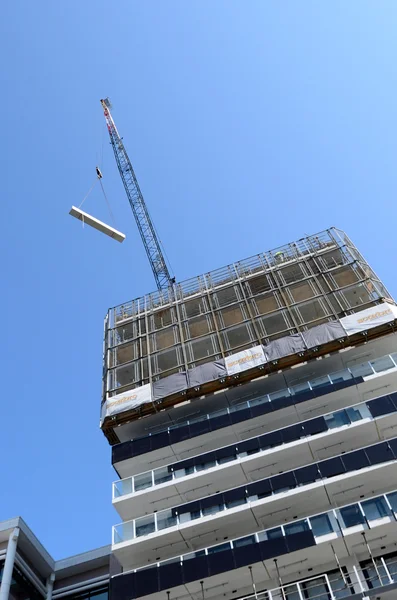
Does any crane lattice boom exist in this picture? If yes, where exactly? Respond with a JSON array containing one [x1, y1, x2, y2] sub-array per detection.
[[100, 98, 172, 291]]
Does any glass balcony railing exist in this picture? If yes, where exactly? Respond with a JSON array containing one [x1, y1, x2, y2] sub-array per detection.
[[114, 489, 397, 578], [113, 437, 397, 543], [113, 352, 397, 463], [113, 387, 396, 499]]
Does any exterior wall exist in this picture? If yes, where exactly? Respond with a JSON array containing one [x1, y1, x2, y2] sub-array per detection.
[[108, 327, 397, 600]]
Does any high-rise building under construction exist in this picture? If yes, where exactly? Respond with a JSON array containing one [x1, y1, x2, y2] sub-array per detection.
[[101, 226, 397, 600]]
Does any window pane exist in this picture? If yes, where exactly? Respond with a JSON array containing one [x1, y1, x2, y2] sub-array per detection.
[[350, 362, 374, 378], [233, 535, 256, 548], [207, 542, 231, 554], [329, 369, 352, 383], [284, 520, 309, 537], [387, 492, 397, 512], [202, 503, 223, 517], [370, 355, 395, 373], [267, 527, 283, 540], [325, 410, 349, 429], [361, 497, 389, 521], [339, 504, 364, 528], [310, 514, 334, 537], [154, 467, 173, 485], [135, 515, 155, 537], [134, 472, 152, 491], [157, 509, 177, 531]]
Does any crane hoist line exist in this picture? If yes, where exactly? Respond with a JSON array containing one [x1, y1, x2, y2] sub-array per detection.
[[100, 97, 174, 292]]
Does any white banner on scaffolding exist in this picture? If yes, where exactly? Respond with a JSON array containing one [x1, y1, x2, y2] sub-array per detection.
[[103, 384, 152, 419], [225, 345, 267, 376], [340, 302, 397, 336]]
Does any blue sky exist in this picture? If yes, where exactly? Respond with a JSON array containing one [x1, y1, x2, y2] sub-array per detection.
[[1, 1, 397, 559]]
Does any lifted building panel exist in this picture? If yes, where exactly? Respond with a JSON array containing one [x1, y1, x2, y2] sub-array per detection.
[[69, 206, 126, 243]]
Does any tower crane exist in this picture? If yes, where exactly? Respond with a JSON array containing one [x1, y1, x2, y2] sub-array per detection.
[[100, 98, 174, 292]]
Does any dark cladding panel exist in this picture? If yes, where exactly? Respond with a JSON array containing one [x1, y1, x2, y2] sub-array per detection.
[[134, 568, 159, 597], [233, 543, 261, 568], [365, 442, 394, 465], [207, 548, 235, 576], [182, 555, 209, 583], [318, 456, 346, 478], [367, 396, 397, 418], [295, 464, 321, 486], [150, 431, 170, 451], [342, 449, 369, 472], [303, 416, 327, 436], [158, 562, 183, 591], [259, 537, 288, 560], [286, 530, 316, 552], [110, 572, 136, 600], [210, 413, 232, 430], [169, 425, 190, 445], [112, 441, 134, 465]]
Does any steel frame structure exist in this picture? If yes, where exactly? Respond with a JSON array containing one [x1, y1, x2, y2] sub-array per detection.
[[100, 98, 172, 291]]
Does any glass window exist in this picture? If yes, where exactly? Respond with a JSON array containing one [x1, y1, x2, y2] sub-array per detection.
[[183, 550, 206, 561], [339, 504, 365, 528], [153, 466, 173, 485], [179, 507, 201, 523], [300, 577, 329, 600], [384, 553, 397, 580], [269, 389, 290, 402], [135, 515, 156, 537], [361, 559, 389, 589], [195, 458, 216, 471], [350, 362, 375, 378], [292, 382, 311, 395], [324, 410, 350, 429], [217, 454, 236, 465], [250, 395, 270, 406], [361, 497, 390, 521], [156, 509, 177, 531], [370, 355, 395, 373], [114, 478, 132, 497], [329, 369, 352, 383], [310, 375, 331, 390], [207, 542, 231, 554], [284, 520, 309, 537], [387, 491, 397, 512], [347, 404, 370, 422], [267, 527, 283, 540], [310, 514, 334, 537], [134, 471, 153, 491], [174, 465, 195, 478], [233, 535, 256, 548], [202, 502, 224, 517]]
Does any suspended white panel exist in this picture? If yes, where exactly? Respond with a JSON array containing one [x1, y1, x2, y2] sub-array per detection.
[[69, 206, 125, 243]]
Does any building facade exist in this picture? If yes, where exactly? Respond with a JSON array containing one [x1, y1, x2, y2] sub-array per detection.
[[103, 228, 397, 600], [0, 517, 110, 599]]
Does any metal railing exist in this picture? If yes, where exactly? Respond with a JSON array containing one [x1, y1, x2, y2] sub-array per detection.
[[112, 488, 397, 546], [113, 401, 375, 499], [109, 229, 341, 323]]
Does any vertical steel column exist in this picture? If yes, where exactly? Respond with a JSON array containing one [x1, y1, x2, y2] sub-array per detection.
[[0, 527, 19, 600], [46, 573, 55, 600]]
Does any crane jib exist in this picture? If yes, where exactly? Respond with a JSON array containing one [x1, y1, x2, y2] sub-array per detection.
[[100, 99, 173, 292]]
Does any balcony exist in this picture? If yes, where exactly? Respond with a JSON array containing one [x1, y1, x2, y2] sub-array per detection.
[[110, 490, 397, 600], [112, 351, 397, 477], [112, 438, 397, 568], [113, 393, 397, 520]]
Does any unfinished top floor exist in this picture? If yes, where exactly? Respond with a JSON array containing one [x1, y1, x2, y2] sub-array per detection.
[[103, 228, 392, 401]]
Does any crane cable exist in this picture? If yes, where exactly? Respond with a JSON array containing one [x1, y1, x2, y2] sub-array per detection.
[[78, 169, 117, 230]]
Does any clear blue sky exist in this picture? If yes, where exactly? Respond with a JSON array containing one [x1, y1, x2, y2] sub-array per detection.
[[1, 1, 397, 559]]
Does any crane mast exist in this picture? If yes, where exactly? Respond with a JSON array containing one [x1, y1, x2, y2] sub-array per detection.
[[100, 98, 173, 291]]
